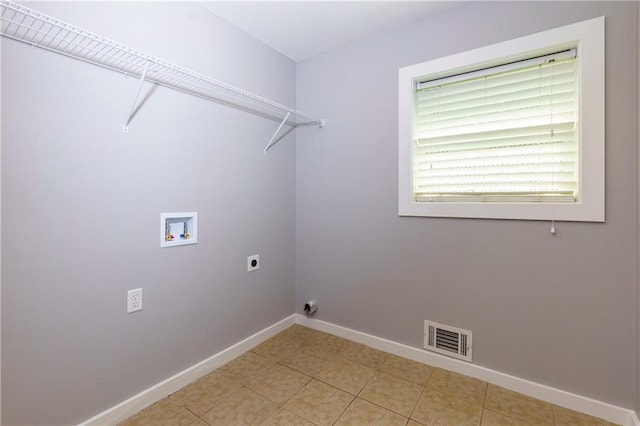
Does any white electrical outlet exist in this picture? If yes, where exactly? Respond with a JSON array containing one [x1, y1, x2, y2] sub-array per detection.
[[247, 254, 260, 272], [127, 288, 143, 313]]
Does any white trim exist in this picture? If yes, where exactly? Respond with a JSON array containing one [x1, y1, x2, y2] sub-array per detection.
[[399, 16, 605, 222], [79, 313, 636, 426], [79, 315, 296, 426], [295, 315, 637, 426]]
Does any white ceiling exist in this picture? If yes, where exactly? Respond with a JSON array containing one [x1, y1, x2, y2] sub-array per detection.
[[201, 2, 461, 62]]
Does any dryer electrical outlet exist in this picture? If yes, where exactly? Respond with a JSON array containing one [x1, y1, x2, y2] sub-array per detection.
[[247, 255, 260, 272]]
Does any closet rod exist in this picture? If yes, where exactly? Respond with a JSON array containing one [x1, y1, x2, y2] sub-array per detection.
[[0, 0, 325, 146]]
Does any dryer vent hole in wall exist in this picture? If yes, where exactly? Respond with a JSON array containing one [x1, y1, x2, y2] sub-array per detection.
[[424, 320, 472, 362], [304, 300, 318, 315]]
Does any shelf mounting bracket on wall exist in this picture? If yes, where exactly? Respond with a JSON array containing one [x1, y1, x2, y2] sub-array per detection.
[[264, 112, 292, 155], [0, 0, 325, 148], [263, 116, 326, 155], [123, 60, 151, 133]]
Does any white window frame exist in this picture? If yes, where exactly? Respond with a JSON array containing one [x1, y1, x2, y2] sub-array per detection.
[[398, 17, 605, 222]]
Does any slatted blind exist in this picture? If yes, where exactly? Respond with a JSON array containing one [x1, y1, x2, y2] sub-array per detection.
[[412, 49, 578, 203]]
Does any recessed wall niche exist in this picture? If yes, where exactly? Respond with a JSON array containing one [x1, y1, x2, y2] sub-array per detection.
[[160, 212, 198, 248]]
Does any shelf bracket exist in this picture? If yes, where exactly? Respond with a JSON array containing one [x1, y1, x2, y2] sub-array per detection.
[[263, 111, 292, 155], [123, 60, 151, 133]]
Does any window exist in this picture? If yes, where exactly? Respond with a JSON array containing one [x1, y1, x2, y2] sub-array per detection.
[[398, 17, 604, 222], [414, 49, 578, 203]]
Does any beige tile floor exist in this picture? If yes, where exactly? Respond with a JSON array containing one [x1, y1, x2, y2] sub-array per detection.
[[121, 325, 618, 426]]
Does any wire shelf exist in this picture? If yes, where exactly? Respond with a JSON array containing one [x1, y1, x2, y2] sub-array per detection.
[[0, 0, 324, 133]]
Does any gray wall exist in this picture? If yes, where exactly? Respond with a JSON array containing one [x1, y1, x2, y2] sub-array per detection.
[[1, 2, 297, 424], [637, 2, 640, 416], [296, 1, 638, 409]]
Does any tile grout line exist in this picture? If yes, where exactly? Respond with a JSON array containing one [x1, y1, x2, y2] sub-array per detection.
[[331, 351, 380, 424], [478, 379, 490, 426], [184, 405, 209, 426], [350, 353, 424, 421], [407, 370, 431, 422]]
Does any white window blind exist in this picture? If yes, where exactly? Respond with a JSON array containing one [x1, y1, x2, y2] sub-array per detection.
[[412, 49, 578, 203]]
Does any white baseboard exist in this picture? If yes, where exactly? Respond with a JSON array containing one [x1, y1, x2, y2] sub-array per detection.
[[295, 315, 638, 426], [79, 313, 638, 426], [79, 315, 296, 426]]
